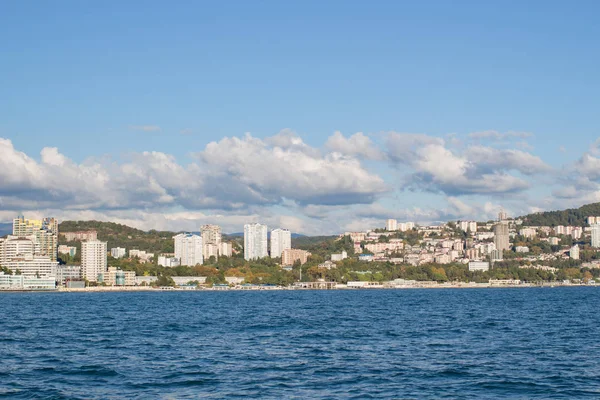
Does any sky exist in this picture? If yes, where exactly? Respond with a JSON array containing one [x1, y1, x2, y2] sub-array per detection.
[[1, 0, 599, 235]]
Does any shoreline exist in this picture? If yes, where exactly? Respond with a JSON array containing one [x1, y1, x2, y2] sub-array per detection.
[[0, 283, 595, 293]]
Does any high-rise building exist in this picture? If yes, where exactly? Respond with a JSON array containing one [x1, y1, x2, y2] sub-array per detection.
[[219, 242, 233, 257], [570, 244, 580, 260], [591, 224, 600, 248], [12, 216, 58, 261], [81, 240, 107, 282], [498, 210, 508, 221], [173, 233, 203, 266], [386, 219, 398, 231], [244, 223, 268, 260], [200, 225, 222, 259], [110, 247, 127, 258], [270, 228, 291, 258], [493, 221, 510, 251]]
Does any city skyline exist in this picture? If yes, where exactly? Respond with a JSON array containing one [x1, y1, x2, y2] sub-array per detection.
[[2, 2, 600, 236]]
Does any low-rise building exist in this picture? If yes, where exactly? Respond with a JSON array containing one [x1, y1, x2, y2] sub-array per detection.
[[58, 245, 77, 257], [110, 247, 127, 258], [469, 261, 490, 272], [0, 272, 56, 290], [158, 255, 180, 267], [55, 265, 82, 285], [62, 231, 98, 242], [281, 249, 311, 266], [98, 267, 136, 286], [331, 250, 348, 262]]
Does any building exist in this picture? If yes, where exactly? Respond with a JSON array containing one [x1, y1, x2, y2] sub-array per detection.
[[0, 273, 56, 290], [515, 246, 530, 253], [55, 265, 82, 285], [1, 255, 58, 278], [331, 250, 348, 262], [469, 261, 490, 272], [129, 249, 154, 263], [270, 228, 291, 258], [592, 224, 600, 248], [498, 210, 508, 221], [173, 233, 203, 266], [81, 240, 107, 283], [386, 219, 398, 231], [570, 244, 580, 260], [158, 255, 180, 267], [490, 249, 503, 262], [200, 224, 222, 259], [1, 236, 35, 264], [571, 227, 583, 240], [99, 267, 136, 286], [110, 247, 127, 258], [58, 245, 77, 257], [12, 216, 58, 261], [281, 249, 311, 266], [519, 228, 537, 239], [493, 221, 510, 251], [62, 231, 98, 242], [219, 242, 233, 257], [244, 223, 268, 260]]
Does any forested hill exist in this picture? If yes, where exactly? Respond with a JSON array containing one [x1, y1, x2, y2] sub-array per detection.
[[520, 203, 600, 227], [58, 220, 177, 254]]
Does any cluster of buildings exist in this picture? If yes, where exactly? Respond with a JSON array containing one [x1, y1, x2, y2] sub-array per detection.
[[243, 223, 311, 267], [161, 225, 234, 267]]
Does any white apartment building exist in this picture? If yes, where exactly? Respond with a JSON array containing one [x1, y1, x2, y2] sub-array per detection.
[[331, 250, 348, 262], [200, 224, 222, 259], [158, 255, 180, 268], [2, 255, 58, 278], [571, 244, 580, 260], [270, 228, 291, 258], [173, 233, 203, 266], [386, 219, 398, 231], [592, 225, 600, 248], [244, 223, 268, 260], [110, 247, 127, 258], [519, 228, 537, 238], [81, 240, 108, 283], [219, 242, 233, 257], [1, 236, 36, 264], [55, 265, 82, 285]]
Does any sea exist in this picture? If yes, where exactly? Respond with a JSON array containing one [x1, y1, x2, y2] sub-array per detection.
[[1, 287, 600, 399]]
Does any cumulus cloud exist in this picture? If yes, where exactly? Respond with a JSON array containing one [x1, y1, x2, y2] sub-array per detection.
[[325, 131, 384, 160]]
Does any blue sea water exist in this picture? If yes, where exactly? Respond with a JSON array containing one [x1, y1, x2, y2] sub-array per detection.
[[1, 288, 600, 399]]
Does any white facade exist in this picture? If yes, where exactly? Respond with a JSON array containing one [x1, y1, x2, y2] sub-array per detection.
[[110, 247, 127, 258], [158, 256, 180, 268], [200, 224, 222, 259], [2, 255, 58, 278], [0, 273, 56, 290], [570, 245, 580, 260], [81, 240, 108, 282], [56, 265, 82, 284], [469, 261, 490, 271], [219, 242, 233, 257], [270, 228, 291, 258], [386, 219, 398, 231], [592, 225, 600, 248], [331, 250, 348, 262], [173, 233, 203, 266], [244, 223, 268, 260]]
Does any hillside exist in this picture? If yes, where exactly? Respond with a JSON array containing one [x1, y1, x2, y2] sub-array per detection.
[[59, 220, 176, 255], [520, 203, 600, 227]]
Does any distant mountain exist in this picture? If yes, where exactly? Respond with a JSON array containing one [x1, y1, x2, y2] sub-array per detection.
[[520, 203, 600, 227]]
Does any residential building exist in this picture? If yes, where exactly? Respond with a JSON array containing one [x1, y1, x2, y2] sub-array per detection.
[[1, 255, 58, 278], [592, 224, 600, 248], [469, 261, 490, 272], [173, 233, 203, 266], [129, 249, 154, 262], [200, 224, 222, 259], [466, 248, 480, 260], [490, 249, 503, 262], [55, 265, 82, 285], [331, 250, 348, 262], [0, 272, 56, 290], [1, 236, 36, 264], [58, 245, 77, 257], [81, 240, 107, 283], [99, 267, 136, 286], [515, 246, 530, 253], [158, 255, 180, 267], [386, 219, 398, 231], [570, 245, 580, 260], [519, 228, 537, 239], [571, 227, 583, 240], [493, 221, 510, 251], [498, 210, 508, 221], [12, 216, 58, 261], [219, 242, 233, 257], [244, 223, 268, 260], [270, 228, 291, 259], [281, 249, 311, 266], [62, 231, 98, 242], [110, 247, 127, 258]]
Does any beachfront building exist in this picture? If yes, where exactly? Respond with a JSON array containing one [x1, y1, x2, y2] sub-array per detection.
[[81, 240, 107, 283]]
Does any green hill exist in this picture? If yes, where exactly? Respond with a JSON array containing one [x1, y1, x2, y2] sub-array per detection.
[[520, 203, 600, 227], [59, 220, 176, 255]]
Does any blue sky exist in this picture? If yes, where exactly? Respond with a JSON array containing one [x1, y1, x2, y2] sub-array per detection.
[[1, 1, 599, 234]]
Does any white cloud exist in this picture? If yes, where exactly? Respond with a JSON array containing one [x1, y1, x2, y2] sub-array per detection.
[[468, 130, 533, 140], [325, 131, 384, 160], [130, 125, 161, 132]]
